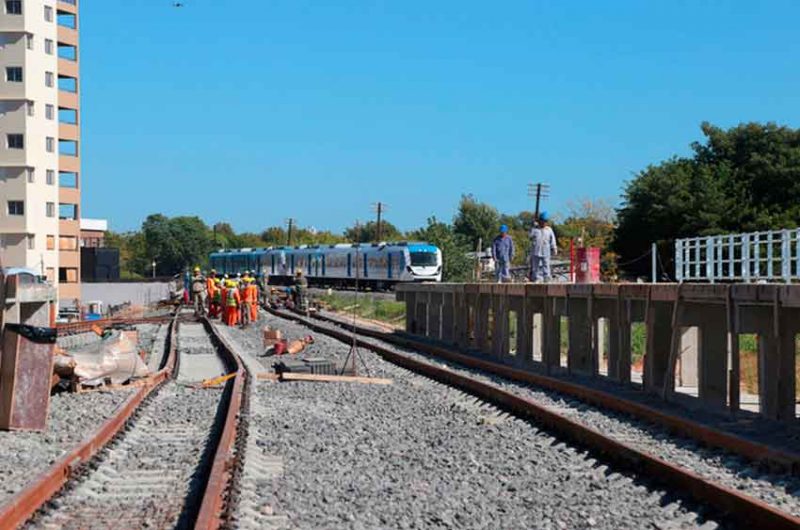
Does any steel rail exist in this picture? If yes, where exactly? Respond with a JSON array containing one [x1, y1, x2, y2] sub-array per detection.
[[266, 306, 800, 530], [309, 310, 800, 474], [56, 315, 173, 336], [193, 317, 247, 530], [0, 315, 179, 530]]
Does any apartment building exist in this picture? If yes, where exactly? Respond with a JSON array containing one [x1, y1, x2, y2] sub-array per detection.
[[0, 0, 81, 306]]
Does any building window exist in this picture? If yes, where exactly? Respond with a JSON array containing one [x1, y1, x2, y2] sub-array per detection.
[[58, 43, 77, 62], [46, 136, 54, 152], [59, 267, 78, 283], [26, 34, 33, 50], [7, 134, 24, 149], [59, 107, 77, 124], [45, 71, 54, 87], [59, 203, 77, 220], [59, 139, 78, 157], [6, 67, 23, 82], [59, 171, 77, 188], [59, 235, 77, 250], [45, 38, 53, 55], [5, 1, 22, 15], [26, 168, 34, 183], [46, 169, 55, 185], [46, 202, 55, 217], [46, 234, 55, 250], [26, 101, 34, 116], [45, 267, 55, 283], [7, 200, 24, 216], [45, 104, 54, 120], [44, 5, 53, 22], [27, 234, 35, 250], [58, 76, 77, 93]]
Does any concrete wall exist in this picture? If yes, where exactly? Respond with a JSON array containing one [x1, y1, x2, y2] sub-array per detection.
[[396, 283, 800, 423]]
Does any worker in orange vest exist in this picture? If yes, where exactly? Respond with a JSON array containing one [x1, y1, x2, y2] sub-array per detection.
[[225, 280, 241, 326], [247, 278, 259, 322], [209, 278, 222, 318], [206, 270, 217, 317], [219, 279, 228, 321]]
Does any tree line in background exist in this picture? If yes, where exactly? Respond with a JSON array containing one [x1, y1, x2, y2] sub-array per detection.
[[108, 122, 800, 282]]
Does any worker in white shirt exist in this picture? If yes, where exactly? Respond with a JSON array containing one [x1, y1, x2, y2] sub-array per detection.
[[529, 212, 558, 282]]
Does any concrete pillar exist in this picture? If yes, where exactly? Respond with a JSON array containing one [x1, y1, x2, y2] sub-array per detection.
[[454, 290, 468, 348], [778, 309, 800, 421], [474, 294, 491, 355], [568, 298, 592, 375], [492, 294, 509, 361], [533, 312, 544, 363], [427, 293, 442, 340], [543, 298, 561, 373], [441, 291, 455, 344], [516, 298, 532, 368], [645, 301, 672, 394], [617, 310, 632, 384], [405, 292, 417, 334], [414, 295, 428, 337], [699, 317, 727, 410]]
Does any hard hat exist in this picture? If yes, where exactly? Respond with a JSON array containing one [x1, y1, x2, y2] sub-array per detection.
[[500, 224, 508, 233], [539, 211, 549, 222], [193, 266, 200, 273], [296, 268, 303, 276], [210, 269, 216, 274], [214, 278, 221, 284]]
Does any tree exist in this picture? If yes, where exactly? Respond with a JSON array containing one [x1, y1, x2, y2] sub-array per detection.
[[141, 214, 214, 275], [410, 217, 473, 282], [453, 194, 500, 252], [610, 122, 800, 276], [343, 220, 402, 243]]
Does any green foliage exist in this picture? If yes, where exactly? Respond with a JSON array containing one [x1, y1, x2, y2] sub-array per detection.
[[316, 292, 405, 325], [453, 194, 501, 250], [614, 122, 800, 277], [343, 220, 402, 243], [142, 214, 215, 275], [410, 216, 473, 282]]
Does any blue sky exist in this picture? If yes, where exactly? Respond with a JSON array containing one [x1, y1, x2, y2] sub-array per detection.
[[81, 0, 800, 234]]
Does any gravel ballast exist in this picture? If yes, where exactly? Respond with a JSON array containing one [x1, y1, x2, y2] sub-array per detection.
[[0, 323, 170, 508], [26, 321, 225, 529], [221, 313, 722, 529], [310, 310, 800, 519]]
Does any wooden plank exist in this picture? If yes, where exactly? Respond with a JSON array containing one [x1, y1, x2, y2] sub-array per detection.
[[279, 372, 393, 385]]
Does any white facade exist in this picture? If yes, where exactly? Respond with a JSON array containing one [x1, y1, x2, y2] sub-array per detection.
[[0, 0, 59, 285]]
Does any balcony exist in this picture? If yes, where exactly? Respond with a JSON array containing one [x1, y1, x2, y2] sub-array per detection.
[[59, 122, 79, 140], [57, 26, 78, 47], [59, 155, 79, 172], [57, 58, 78, 78]]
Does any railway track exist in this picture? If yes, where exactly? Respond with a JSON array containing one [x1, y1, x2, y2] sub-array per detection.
[[0, 312, 246, 530], [264, 306, 800, 529]]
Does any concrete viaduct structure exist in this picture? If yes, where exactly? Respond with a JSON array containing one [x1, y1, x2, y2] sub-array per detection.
[[396, 283, 799, 423]]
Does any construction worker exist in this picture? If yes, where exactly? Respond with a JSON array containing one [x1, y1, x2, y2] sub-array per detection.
[[248, 277, 259, 322], [240, 278, 253, 327], [530, 211, 558, 282], [191, 267, 207, 317], [209, 278, 222, 318], [491, 224, 515, 283], [292, 268, 309, 312], [225, 280, 241, 326], [206, 270, 217, 315]]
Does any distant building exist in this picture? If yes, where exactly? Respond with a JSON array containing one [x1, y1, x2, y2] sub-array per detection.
[[80, 217, 106, 248], [79, 218, 118, 281]]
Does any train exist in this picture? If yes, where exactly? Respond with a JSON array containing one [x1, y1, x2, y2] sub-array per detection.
[[208, 242, 442, 289]]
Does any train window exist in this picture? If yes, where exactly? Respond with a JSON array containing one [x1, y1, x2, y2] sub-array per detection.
[[271, 255, 275, 274], [388, 252, 393, 278], [410, 251, 437, 267]]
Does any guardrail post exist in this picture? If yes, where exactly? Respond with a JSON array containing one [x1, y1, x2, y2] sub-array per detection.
[[742, 234, 751, 283], [675, 240, 684, 282], [706, 237, 714, 283]]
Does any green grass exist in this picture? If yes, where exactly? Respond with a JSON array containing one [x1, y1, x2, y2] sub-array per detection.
[[315, 292, 406, 326]]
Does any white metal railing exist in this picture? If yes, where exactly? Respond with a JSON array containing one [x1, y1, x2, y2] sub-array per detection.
[[675, 228, 800, 283]]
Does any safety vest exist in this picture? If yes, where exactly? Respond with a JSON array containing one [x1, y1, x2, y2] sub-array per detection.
[[226, 288, 239, 307], [213, 289, 222, 303]]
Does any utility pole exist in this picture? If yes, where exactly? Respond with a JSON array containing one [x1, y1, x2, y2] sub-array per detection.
[[285, 218, 295, 246], [527, 183, 550, 221], [371, 202, 387, 242]]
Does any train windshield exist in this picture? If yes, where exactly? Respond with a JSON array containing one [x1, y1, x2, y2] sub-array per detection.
[[410, 252, 437, 267]]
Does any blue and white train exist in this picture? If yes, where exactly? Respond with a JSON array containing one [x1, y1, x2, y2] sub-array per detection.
[[209, 242, 442, 289]]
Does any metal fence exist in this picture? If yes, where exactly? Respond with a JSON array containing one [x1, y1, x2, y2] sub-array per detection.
[[675, 229, 800, 283]]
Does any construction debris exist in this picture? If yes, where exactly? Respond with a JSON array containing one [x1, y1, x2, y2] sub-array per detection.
[[54, 329, 150, 389]]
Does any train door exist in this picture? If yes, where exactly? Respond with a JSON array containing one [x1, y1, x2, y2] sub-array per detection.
[[290, 255, 295, 274], [363, 254, 368, 278], [321, 254, 326, 276], [347, 254, 352, 277], [270, 254, 275, 275], [387, 252, 393, 279]]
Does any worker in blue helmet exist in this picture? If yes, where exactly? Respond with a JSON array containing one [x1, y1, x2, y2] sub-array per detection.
[[529, 211, 558, 282], [492, 224, 515, 283]]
